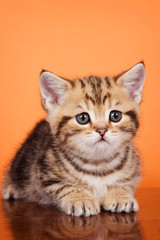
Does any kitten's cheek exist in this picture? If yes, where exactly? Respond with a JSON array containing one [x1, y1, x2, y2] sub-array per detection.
[[71, 135, 87, 147]]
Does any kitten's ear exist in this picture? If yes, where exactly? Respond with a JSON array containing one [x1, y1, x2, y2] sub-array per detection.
[[39, 71, 72, 109], [116, 62, 145, 104]]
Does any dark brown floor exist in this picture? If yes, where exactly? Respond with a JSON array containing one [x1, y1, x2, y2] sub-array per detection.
[[0, 188, 160, 240]]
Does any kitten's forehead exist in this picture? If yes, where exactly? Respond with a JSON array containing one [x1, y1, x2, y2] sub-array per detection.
[[75, 75, 113, 106], [75, 75, 124, 106]]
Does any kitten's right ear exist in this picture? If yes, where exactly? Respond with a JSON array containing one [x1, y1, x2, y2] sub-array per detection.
[[39, 71, 72, 110], [116, 62, 145, 104]]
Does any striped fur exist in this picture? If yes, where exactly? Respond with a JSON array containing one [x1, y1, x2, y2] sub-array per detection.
[[2, 63, 145, 216]]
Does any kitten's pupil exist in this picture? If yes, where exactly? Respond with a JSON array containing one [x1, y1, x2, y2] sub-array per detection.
[[81, 115, 86, 121], [109, 111, 122, 122], [114, 113, 119, 119], [76, 113, 90, 125]]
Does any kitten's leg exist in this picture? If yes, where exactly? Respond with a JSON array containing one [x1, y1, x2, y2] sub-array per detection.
[[54, 185, 100, 217], [101, 185, 138, 213]]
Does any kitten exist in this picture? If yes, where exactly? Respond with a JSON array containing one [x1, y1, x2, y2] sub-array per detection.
[[2, 62, 145, 216]]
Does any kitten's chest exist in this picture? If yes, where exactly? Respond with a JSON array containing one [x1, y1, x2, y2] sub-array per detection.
[[82, 176, 109, 200], [78, 168, 123, 199]]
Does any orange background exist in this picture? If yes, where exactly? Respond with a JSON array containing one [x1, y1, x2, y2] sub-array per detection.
[[0, 0, 160, 188]]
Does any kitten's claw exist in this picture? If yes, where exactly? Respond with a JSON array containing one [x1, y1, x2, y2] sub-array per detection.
[[101, 197, 138, 213], [63, 198, 100, 217]]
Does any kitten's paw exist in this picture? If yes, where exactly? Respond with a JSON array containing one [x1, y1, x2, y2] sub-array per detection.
[[2, 175, 21, 200], [101, 196, 138, 213], [62, 197, 100, 217], [2, 185, 20, 200]]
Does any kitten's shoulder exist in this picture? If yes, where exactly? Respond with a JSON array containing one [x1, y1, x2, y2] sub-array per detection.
[[24, 119, 53, 146], [13, 119, 53, 157], [9, 120, 53, 176], [31, 119, 51, 136]]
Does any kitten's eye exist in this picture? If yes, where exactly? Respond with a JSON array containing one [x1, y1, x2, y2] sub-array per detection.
[[109, 111, 122, 122], [76, 112, 90, 125]]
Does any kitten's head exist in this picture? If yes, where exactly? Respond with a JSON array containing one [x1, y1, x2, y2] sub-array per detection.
[[39, 63, 145, 160]]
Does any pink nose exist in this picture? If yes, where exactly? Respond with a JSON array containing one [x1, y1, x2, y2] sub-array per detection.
[[96, 128, 108, 136]]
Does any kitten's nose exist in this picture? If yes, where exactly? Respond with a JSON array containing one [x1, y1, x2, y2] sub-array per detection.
[[96, 128, 108, 136]]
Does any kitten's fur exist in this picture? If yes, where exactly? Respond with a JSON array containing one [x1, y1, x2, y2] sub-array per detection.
[[2, 63, 145, 216]]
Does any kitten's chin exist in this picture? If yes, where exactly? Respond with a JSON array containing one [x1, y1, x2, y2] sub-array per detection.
[[91, 142, 113, 160], [85, 146, 114, 161], [76, 140, 118, 161], [69, 135, 122, 161]]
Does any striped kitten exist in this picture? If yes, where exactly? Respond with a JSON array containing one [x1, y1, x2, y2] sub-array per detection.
[[2, 62, 145, 216]]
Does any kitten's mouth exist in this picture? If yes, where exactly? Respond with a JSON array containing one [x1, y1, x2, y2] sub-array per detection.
[[95, 137, 110, 145]]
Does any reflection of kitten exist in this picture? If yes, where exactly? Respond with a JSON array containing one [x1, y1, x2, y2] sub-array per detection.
[[2, 200, 142, 240], [2, 63, 145, 216]]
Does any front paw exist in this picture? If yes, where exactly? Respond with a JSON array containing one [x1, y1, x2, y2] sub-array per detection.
[[101, 196, 138, 213], [62, 197, 100, 217]]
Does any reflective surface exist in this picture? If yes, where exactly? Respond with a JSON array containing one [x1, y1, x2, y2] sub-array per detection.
[[1, 189, 160, 240]]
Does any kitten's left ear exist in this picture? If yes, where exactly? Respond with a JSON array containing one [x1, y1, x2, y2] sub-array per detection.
[[116, 62, 145, 104], [39, 71, 72, 110]]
